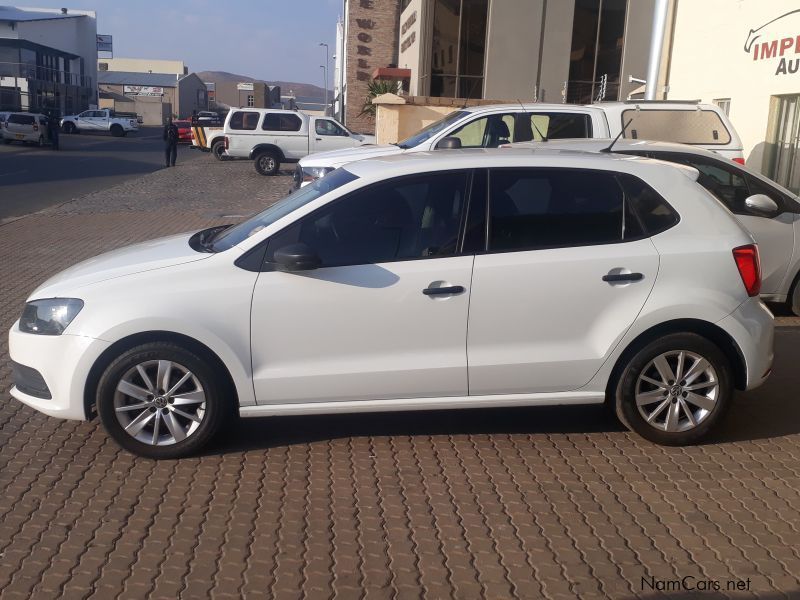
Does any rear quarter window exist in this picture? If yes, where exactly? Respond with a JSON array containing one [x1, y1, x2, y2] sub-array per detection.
[[229, 111, 259, 130], [617, 173, 680, 236], [622, 109, 732, 145], [263, 114, 302, 132]]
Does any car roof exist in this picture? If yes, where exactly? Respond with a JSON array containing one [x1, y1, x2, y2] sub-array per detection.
[[459, 103, 596, 114], [342, 147, 699, 182], [506, 138, 718, 156]]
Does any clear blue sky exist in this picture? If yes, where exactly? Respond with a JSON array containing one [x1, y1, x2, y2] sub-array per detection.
[[17, 0, 341, 85]]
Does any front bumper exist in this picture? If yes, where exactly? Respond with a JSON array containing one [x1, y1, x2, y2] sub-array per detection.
[[718, 297, 774, 390], [8, 321, 111, 420]]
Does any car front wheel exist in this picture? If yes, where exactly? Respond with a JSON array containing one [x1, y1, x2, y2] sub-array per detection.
[[614, 333, 732, 446], [97, 342, 230, 459]]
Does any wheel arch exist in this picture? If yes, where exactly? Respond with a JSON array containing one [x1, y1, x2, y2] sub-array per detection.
[[605, 318, 748, 400], [83, 330, 240, 420], [249, 144, 285, 162]]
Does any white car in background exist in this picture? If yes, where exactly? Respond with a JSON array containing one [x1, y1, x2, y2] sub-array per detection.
[[295, 100, 742, 186], [222, 108, 376, 176], [1, 112, 48, 145], [9, 149, 772, 458], [505, 139, 800, 314]]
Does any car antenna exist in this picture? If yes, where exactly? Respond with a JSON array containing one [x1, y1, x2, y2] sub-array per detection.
[[600, 118, 634, 153], [517, 99, 548, 142]]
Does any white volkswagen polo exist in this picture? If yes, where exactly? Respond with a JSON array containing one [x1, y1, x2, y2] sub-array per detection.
[[9, 150, 773, 458]]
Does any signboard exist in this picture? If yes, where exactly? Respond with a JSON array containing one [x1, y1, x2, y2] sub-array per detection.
[[96, 34, 113, 52], [123, 85, 165, 97], [236, 82, 254, 91], [744, 9, 800, 76]]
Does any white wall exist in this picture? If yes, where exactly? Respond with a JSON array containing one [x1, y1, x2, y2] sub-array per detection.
[[666, 0, 800, 171], [101, 57, 186, 76]]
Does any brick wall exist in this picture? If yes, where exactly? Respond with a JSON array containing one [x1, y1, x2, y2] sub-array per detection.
[[345, 0, 401, 134]]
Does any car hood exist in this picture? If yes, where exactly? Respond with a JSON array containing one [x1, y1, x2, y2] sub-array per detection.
[[302, 144, 404, 168], [30, 231, 210, 298]]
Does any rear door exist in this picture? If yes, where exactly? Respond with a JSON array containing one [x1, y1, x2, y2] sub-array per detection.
[[466, 168, 660, 394], [261, 112, 307, 159]]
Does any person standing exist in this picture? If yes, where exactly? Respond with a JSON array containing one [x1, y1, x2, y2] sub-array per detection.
[[163, 117, 178, 167], [47, 111, 60, 150]]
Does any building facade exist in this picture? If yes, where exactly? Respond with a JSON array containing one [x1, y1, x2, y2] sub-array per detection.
[[0, 6, 97, 115], [397, 0, 661, 105], [98, 71, 208, 124], [212, 81, 281, 110], [98, 57, 187, 76], [664, 0, 800, 192]]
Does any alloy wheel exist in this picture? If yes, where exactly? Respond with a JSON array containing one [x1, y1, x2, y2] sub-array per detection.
[[113, 359, 206, 446], [635, 350, 719, 432]]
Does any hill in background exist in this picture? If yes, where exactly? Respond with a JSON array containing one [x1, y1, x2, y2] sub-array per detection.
[[196, 70, 331, 101]]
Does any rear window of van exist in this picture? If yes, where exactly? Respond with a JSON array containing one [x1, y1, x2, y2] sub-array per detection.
[[621, 109, 731, 145]]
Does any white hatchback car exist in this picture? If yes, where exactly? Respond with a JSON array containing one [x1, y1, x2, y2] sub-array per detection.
[[9, 150, 773, 458], [2, 112, 48, 145]]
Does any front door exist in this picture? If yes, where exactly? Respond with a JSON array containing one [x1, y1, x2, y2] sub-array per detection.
[[466, 168, 660, 395], [250, 170, 473, 404], [311, 118, 357, 153]]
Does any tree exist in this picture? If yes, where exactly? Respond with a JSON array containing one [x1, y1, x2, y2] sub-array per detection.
[[359, 79, 401, 117]]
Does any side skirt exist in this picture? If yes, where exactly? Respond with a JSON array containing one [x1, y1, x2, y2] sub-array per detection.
[[239, 391, 606, 418]]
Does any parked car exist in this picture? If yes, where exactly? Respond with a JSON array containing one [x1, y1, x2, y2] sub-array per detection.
[[295, 100, 742, 187], [173, 120, 194, 144], [223, 108, 376, 176], [1, 112, 49, 146], [60, 109, 139, 136], [504, 138, 800, 314], [9, 149, 772, 458]]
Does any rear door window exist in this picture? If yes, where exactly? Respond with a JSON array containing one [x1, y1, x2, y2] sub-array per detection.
[[486, 169, 625, 251], [622, 109, 732, 145], [514, 113, 592, 142]]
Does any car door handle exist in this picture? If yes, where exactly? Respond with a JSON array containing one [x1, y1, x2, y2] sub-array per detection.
[[602, 272, 644, 283], [422, 285, 465, 296]]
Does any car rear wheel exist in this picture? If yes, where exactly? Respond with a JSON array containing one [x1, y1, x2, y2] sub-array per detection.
[[254, 151, 280, 176], [211, 140, 226, 161], [614, 333, 733, 446], [788, 274, 800, 316], [110, 124, 124, 137], [97, 342, 230, 459]]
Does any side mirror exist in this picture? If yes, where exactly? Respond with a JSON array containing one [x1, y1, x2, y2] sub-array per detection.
[[436, 137, 462, 150], [744, 193, 779, 217], [273, 243, 322, 271]]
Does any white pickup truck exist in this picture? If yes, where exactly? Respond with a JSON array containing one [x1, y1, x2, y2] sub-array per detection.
[[295, 100, 743, 187], [60, 109, 139, 137], [222, 108, 376, 176]]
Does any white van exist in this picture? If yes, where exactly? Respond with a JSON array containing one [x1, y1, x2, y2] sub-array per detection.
[[295, 100, 744, 186]]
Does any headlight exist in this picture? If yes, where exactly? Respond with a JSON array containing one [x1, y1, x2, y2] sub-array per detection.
[[19, 298, 84, 335], [302, 166, 334, 183]]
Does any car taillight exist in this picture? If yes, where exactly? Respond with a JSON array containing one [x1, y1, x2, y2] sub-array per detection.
[[733, 244, 761, 297], [732, 157, 745, 165], [224, 136, 229, 149]]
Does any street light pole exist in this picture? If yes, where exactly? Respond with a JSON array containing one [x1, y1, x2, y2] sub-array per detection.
[[320, 65, 328, 115], [319, 42, 329, 115]]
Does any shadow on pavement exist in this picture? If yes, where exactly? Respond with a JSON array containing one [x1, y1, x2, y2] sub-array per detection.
[[208, 327, 800, 455]]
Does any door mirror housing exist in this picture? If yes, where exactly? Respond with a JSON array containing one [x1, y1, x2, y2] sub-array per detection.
[[744, 193, 779, 217], [436, 137, 462, 150], [273, 243, 322, 271]]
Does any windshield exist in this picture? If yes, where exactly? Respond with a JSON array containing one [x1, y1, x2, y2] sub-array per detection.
[[210, 168, 360, 252], [395, 110, 468, 149]]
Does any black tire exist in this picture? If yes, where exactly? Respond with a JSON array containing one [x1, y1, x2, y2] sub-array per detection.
[[96, 342, 231, 459], [787, 273, 800, 316], [110, 124, 124, 137], [614, 333, 733, 446], [211, 140, 226, 161], [63, 122, 75, 134], [254, 151, 280, 176]]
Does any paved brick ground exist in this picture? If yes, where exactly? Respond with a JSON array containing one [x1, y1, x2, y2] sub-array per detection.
[[2, 157, 800, 599]]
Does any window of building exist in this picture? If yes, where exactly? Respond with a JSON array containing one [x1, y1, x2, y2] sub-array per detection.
[[713, 98, 731, 116], [567, 0, 627, 104], [262, 113, 303, 132], [266, 172, 469, 268], [428, 0, 489, 99], [247, 94, 254, 107]]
